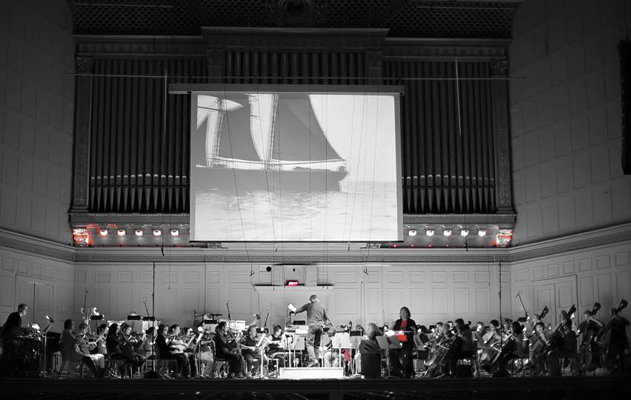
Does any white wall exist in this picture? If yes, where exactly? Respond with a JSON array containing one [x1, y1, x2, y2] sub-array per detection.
[[72, 262, 510, 329], [510, 0, 631, 245], [0, 0, 75, 243], [511, 239, 631, 339], [0, 247, 74, 326]]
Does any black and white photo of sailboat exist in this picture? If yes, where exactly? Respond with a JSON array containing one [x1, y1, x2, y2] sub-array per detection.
[[190, 90, 400, 242], [193, 93, 348, 192]]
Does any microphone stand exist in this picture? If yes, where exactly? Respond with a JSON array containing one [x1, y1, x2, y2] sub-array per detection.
[[144, 262, 160, 379]]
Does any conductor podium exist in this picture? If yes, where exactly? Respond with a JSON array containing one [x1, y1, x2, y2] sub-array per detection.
[[279, 367, 345, 379]]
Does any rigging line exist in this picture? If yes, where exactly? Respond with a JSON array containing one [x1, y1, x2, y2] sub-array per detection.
[[343, 94, 358, 247], [367, 92, 381, 256], [71, 73, 525, 81], [256, 90, 278, 244], [221, 90, 252, 267], [347, 92, 368, 243], [455, 58, 463, 138]]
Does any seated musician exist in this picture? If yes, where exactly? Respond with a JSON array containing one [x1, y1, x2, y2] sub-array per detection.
[[214, 321, 245, 378], [479, 320, 501, 371], [240, 325, 264, 377], [91, 324, 108, 355], [197, 328, 215, 378], [167, 324, 196, 377], [359, 323, 381, 378], [445, 318, 474, 377], [1, 303, 28, 376], [119, 323, 146, 369], [528, 321, 549, 376], [388, 306, 417, 378], [155, 324, 189, 377], [266, 325, 287, 368], [60, 319, 104, 377], [546, 314, 575, 376], [106, 323, 127, 362], [141, 327, 157, 359]]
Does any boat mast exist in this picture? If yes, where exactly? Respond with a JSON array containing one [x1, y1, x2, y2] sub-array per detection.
[[265, 94, 279, 169]]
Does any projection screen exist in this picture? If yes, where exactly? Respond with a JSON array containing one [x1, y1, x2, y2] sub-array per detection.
[[188, 86, 402, 242]]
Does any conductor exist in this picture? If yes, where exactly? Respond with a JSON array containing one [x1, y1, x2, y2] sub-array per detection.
[[288, 294, 330, 367]]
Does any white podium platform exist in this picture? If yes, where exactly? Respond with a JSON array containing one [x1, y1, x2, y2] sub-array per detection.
[[278, 367, 345, 379]]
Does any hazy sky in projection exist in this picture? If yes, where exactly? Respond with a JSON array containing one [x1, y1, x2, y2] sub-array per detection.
[[309, 94, 397, 187]]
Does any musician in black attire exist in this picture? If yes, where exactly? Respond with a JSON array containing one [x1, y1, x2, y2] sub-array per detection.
[[359, 323, 381, 378], [445, 318, 474, 377], [214, 321, 245, 378], [1, 303, 28, 376], [289, 294, 331, 367], [155, 324, 189, 378], [604, 307, 629, 374], [388, 306, 417, 378]]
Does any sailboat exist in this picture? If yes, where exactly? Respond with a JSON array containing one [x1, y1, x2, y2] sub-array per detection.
[[193, 92, 348, 192]]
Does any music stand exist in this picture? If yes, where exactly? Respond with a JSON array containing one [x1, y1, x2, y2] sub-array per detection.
[[377, 335, 402, 377]]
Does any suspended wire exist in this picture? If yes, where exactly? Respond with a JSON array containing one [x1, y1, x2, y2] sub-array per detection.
[[221, 90, 252, 269]]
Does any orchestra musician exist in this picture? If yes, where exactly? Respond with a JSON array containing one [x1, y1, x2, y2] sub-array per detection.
[[167, 324, 197, 377], [288, 294, 331, 368], [214, 321, 245, 378], [141, 327, 156, 359], [60, 320, 105, 377], [119, 323, 146, 369], [577, 308, 604, 373], [156, 324, 189, 378], [266, 325, 288, 368], [603, 306, 629, 374], [358, 323, 381, 378], [239, 325, 265, 377], [529, 321, 549, 376], [388, 306, 417, 378], [445, 319, 474, 377], [91, 324, 108, 355], [1, 303, 29, 376]]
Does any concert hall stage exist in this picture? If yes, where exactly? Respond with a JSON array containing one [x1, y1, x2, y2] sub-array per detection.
[[3, 376, 630, 400]]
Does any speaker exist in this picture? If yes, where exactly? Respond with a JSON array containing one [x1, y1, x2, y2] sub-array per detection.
[[619, 39, 631, 174]]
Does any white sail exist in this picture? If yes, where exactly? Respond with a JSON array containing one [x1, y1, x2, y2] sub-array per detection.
[[197, 95, 243, 165], [248, 93, 276, 162]]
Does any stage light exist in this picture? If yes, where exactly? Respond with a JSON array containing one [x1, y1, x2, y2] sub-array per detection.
[[135, 229, 143, 237], [408, 229, 417, 237], [99, 228, 108, 237], [153, 229, 162, 237], [426, 229, 435, 237], [117, 229, 126, 237], [170, 229, 179, 236], [478, 229, 487, 237], [443, 229, 452, 237], [460, 229, 469, 237]]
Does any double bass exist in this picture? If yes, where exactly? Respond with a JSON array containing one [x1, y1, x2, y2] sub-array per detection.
[[577, 302, 603, 372]]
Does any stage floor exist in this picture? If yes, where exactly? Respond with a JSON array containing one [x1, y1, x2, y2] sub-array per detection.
[[2, 376, 631, 400]]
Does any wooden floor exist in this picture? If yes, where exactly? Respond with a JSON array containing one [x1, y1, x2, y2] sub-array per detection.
[[2, 376, 631, 400]]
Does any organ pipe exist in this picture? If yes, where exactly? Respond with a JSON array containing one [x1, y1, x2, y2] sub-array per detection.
[[86, 54, 498, 215]]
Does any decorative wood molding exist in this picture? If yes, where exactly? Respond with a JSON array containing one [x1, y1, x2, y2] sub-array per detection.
[[384, 38, 509, 61], [402, 213, 516, 227], [0, 229, 75, 263], [70, 56, 94, 214], [509, 222, 631, 262], [202, 27, 389, 51], [490, 60, 514, 214], [75, 36, 207, 57], [3, 223, 631, 265]]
